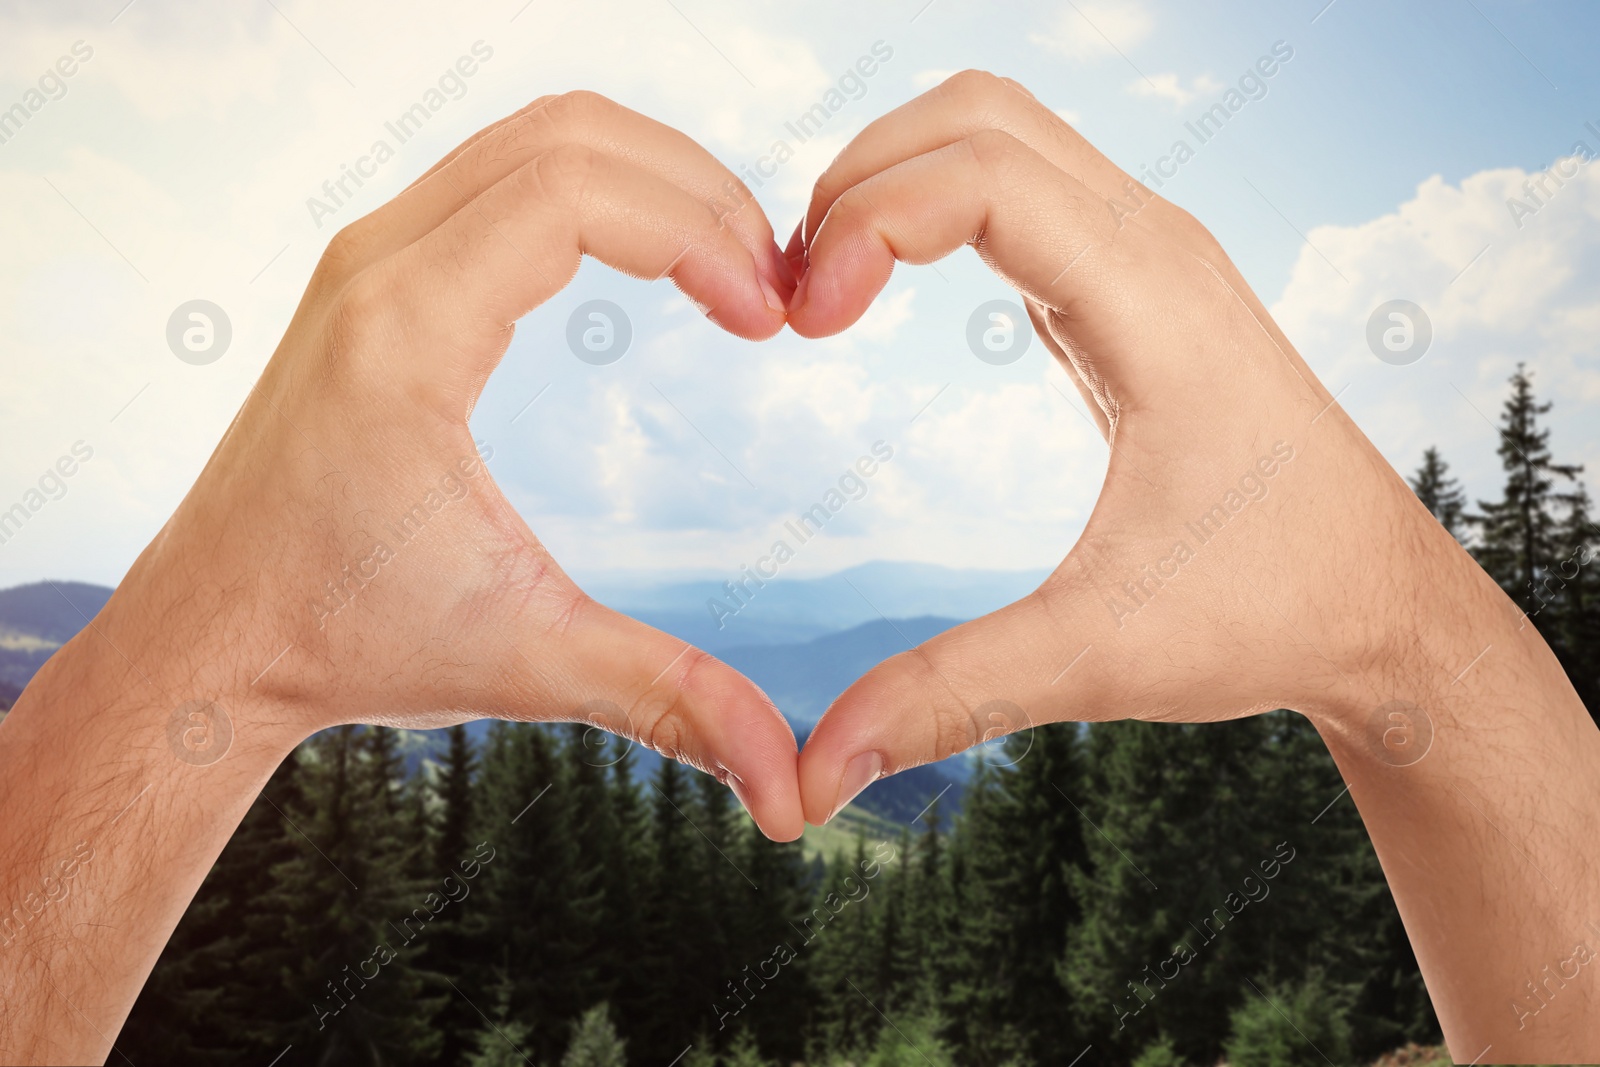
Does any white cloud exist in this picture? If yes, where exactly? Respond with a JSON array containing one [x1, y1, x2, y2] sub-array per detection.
[[1128, 72, 1223, 109], [1271, 155, 1600, 498], [1028, 1, 1152, 62], [852, 287, 916, 344]]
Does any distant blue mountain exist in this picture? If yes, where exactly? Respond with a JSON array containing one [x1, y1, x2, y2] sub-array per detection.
[[720, 615, 961, 726], [0, 580, 114, 691], [581, 560, 1047, 653]]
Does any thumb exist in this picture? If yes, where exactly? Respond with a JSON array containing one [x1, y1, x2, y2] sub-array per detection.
[[431, 551, 805, 841], [536, 597, 806, 841], [796, 566, 1122, 825]]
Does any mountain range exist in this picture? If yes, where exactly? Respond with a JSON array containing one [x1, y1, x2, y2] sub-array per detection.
[[0, 562, 1047, 817]]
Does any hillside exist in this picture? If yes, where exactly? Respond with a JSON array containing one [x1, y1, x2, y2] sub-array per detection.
[[0, 580, 114, 690]]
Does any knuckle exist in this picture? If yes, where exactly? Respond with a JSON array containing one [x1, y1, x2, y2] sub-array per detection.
[[631, 647, 714, 765], [526, 142, 602, 206], [963, 127, 1026, 173], [311, 220, 381, 294], [547, 89, 614, 127], [878, 648, 978, 763], [324, 265, 398, 360], [997, 75, 1038, 102], [1163, 202, 1225, 256], [941, 68, 1007, 103]]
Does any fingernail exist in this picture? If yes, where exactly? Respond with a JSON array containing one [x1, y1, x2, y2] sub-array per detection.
[[789, 267, 811, 314], [725, 770, 754, 815], [827, 751, 883, 823], [783, 218, 805, 264], [757, 271, 785, 314], [770, 240, 797, 290]]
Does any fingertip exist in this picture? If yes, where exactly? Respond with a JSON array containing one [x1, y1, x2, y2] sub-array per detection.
[[782, 219, 806, 278], [826, 750, 884, 823], [783, 241, 894, 339], [701, 677, 805, 841]]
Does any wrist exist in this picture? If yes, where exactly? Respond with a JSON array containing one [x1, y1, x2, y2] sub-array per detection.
[[21, 579, 306, 783]]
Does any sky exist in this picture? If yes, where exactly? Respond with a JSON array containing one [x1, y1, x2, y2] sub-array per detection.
[[1, 0, 1597, 591]]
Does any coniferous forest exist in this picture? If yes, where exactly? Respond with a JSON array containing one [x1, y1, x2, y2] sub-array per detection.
[[116, 365, 1598, 1066]]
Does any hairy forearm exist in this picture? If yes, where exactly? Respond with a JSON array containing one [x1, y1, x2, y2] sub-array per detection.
[[0, 590, 295, 1065], [1314, 525, 1600, 1062]]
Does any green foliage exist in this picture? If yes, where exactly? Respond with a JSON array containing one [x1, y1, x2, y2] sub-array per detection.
[[464, 975, 538, 1067], [1132, 1035, 1190, 1067], [859, 1012, 957, 1067], [720, 1028, 773, 1067], [1223, 971, 1354, 1067], [561, 1003, 628, 1067], [1471, 363, 1585, 605], [1409, 446, 1467, 539]]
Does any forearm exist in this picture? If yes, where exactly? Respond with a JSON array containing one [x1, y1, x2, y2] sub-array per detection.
[[0, 588, 296, 1065], [1315, 527, 1600, 1061]]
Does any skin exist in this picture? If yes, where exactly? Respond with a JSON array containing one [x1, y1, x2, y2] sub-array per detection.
[[789, 73, 1600, 1061], [0, 73, 1594, 1063], [0, 92, 804, 1065]]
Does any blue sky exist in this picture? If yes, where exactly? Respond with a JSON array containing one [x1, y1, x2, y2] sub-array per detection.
[[1, 0, 1597, 590]]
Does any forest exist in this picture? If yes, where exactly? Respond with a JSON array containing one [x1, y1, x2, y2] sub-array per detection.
[[116, 365, 1597, 1066]]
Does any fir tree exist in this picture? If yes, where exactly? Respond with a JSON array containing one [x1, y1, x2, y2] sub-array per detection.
[[1471, 364, 1584, 618], [471, 723, 593, 1063], [424, 723, 481, 1067], [463, 972, 539, 1067], [264, 726, 442, 1063], [1409, 446, 1468, 540], [941, 724, 1091, 1065], [119, 750, 308, 1062], [805, 835, 886, 1061], [634, 759, 717, 1053], [560, 1003, 627, 1067], [729, 801, 815, 1062], [1551, 484, 1600, 716]]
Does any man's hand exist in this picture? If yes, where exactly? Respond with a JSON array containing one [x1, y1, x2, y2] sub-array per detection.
[[111, 90, 804, 836], [788, 71, 1600, 1061], [0, 92, 802, 1065]]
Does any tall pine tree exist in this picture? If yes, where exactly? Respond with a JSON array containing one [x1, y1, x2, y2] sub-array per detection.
[[1409, 446, 1468, 540]]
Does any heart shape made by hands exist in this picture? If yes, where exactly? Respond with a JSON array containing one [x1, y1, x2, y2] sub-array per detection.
[[134, 75, 1440, 847]]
